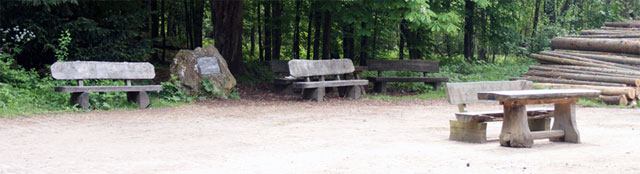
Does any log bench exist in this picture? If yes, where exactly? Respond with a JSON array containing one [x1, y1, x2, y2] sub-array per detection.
[[270, 60, 297, 93], [51, 61, 163, 109], [366, 60, 449, 93], [288, 59, 368, 102], [445, 80, 554, 143]]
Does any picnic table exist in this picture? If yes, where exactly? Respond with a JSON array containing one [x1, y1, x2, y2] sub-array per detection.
[[477, 89, 600, 148]]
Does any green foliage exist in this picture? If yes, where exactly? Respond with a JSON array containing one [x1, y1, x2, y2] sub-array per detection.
[[202, 78, 227, 99], [236, 61, 276, 86], [158, 75, 192, 103], [54, 29, 71, 61]]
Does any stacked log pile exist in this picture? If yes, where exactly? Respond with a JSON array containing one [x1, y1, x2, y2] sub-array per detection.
[[515, 20, 640, 106]]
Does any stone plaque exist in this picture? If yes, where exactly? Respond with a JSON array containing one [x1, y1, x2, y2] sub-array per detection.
[[197, 56, 221, 74]]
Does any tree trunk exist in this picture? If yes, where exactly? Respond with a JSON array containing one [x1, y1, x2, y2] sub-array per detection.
[[264, 1, 272, 62], [463, 0, 475, 62], [553, 50, 640, 65], [183, 0, 192, 49], [517, 75, 626, 87], [539, 51, 640, 71], [321, 10, 331, 60], [313, 10, 321, 60], [551, 37, 640, 56], [210, 0, 245, 75], [293, 0, 301, 59], [257, 1, 263, 62], [359, 22, 369, 65], [342, 24, 354, 59], [528, 66, 639, 80], [306, 4, 313, 60], [543, 65, 640, 76], [250, 26, 255, 57], [526, 70, 640, 86], [600, 95, 628, 105], [151, 0, 159, 62], [271, 1, 282, 60], [604, 21, 640, 28], [531, 0, 541, 38], [530, 54, 636, 71], [580, 30, 640, 35], [399, 23, 405, 60], [372, 11, 378, 60], [192, 0, 203, 48], [533, 83, 636, 98], [161, 0, 166, 63]]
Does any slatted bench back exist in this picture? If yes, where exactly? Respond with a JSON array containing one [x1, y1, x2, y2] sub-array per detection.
[[270, 60, 290, 74], [51, 61, 156, 80], [445, 80, 533, 105], [367, 60, 439, 73], [288, 59, 355, 77]]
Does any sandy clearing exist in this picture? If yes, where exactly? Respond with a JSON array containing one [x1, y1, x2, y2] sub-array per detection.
[[0, 99, 639, 174]]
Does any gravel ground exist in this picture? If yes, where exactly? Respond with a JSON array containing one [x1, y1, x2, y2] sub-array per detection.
[[1, 98, 639, 174]]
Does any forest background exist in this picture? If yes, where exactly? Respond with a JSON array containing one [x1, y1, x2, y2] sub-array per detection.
[[1, 0, 638, 116]]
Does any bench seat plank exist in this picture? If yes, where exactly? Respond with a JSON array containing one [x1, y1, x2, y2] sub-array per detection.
[[55, 85, 163, 92], [293, 80, 368, 88], [455, 108, 554, 123], [367, 77, 449, 83]]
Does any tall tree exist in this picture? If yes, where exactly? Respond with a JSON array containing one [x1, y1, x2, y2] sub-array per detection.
[[264, 1, 272, 62], [271, 1, 282, 60], [312, 9, 321, 60], [192, 0, 203, 48], [463, 0, 475, 62], [359, 22, 369, 65], [210, 0, 245, 74], [257, 1, 263, 62], [531, 0, 541, 38], [293, 0, 301, 59], [321, 10, 331, 60], [342, 24, 354, 59], [306, 5, 313, 59], [150, 0, 159, 62]]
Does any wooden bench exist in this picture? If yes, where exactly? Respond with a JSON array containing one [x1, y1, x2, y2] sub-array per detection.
[[288, 59, 368, 102], [51, 61, 163, 109], [366, 60, 449, 93], [270, 60, 297, 93], [445, 80, 554, 143]]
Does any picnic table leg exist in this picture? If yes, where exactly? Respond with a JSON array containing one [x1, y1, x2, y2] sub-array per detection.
[[500, 103, 533, 148], [373, 82, 386, 93], [550, 102, 580, 143], [70, 92, 90, 109], [127, 91, 150, 108]]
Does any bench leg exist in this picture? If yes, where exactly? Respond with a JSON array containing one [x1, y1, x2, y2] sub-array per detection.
[[127, 91, 150, 108], [550, 103, 580, 143], [347, 86, 361, 99], [373, 82, 386, 93], [500, 103, 533, 148], [528, 118, 551, 131], [302, 88, 324, 102], [70, 92, 90, 109], [274, 84, 295, 94], [449, 120, 487, 143]]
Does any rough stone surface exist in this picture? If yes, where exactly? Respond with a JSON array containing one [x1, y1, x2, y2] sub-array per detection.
[[170, 45, 236, 95]]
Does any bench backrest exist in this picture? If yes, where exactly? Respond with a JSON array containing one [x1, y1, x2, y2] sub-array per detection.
[[270, 60, 290, 73], [288, 59, 355, 77], [51, 61, 156, 80], [367, 60, 439, 73], [445, 80, 533, 105]]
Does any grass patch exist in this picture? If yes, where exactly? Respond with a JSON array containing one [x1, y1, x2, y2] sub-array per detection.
[[577, 98, 636, 108]]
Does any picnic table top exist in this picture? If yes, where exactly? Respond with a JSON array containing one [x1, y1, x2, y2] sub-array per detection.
[[477, 89, 600, 101]]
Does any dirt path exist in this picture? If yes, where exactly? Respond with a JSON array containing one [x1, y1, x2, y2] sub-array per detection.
[[1, 99, 639, 173]]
